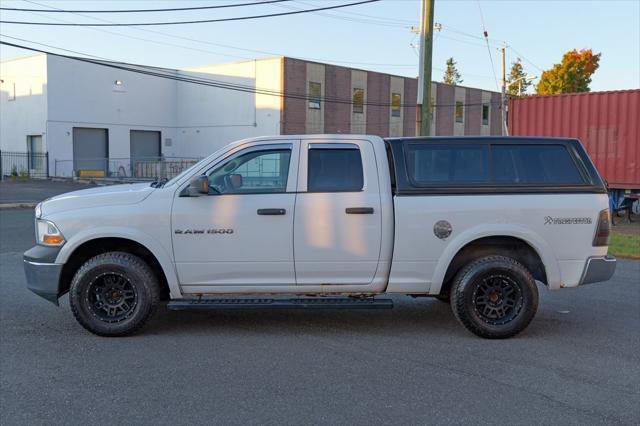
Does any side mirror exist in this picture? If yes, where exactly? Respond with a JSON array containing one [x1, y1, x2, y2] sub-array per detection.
[[180, 175, 209, 197], [191, 175, 209, 194]]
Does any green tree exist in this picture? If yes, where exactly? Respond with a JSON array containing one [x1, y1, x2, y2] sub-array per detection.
[[536, 49, 601, 95], [507, 58, 532, 96], [443, 57, 463, 85]]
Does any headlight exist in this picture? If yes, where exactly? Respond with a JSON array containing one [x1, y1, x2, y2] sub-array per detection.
[[34, 203, 42, 219], [36, 219, 65, 246]]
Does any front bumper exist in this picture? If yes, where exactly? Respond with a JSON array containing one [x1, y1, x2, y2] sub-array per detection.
[[579, 256, 617, 285], [23, 245, 63, 305]]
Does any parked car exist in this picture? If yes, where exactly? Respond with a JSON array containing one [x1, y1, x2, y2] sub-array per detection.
[[24, 135, 616, 338]]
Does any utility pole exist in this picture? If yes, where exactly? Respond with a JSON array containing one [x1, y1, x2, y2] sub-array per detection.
[[501, 46, 509, 135], [417, 0, 435, 136]]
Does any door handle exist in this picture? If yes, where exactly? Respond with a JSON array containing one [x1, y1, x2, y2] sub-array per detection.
[[345, 207, 374, 214], [257, 208, 286, 215]]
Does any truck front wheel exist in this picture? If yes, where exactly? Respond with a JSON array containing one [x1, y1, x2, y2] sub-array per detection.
[[69, 252, 160, 336], [450, 255, 538, 339]]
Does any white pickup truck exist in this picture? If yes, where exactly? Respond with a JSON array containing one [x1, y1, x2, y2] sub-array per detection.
[[24, 135, 616, 338]]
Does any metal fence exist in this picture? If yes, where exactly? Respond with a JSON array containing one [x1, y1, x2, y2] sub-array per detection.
[[53, 156, 201, 180], [0, 151, 49, 179], [0, 151, 201, 181]]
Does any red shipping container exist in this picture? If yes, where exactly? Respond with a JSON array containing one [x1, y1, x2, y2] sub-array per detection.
[[508, 89, 640, 189]]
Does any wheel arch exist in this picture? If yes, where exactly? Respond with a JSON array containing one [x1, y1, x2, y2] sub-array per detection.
[[57, 233, 180, 300], [431, 226, 561, 295]]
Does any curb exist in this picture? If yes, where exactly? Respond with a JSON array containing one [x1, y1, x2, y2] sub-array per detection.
[[0, 203, 37, 209]]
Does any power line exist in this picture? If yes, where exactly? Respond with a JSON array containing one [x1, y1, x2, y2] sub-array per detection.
[[0, 39, 502, 109], [275, 1, 410, 28], [508, 45, 544, 72], [0, 0, 294, 13], [293, 0, 415, 25], [0, 0, 381, 26], [15, 0, 416, 69], [13, 5, 251, 60], [476, 0, 500, 91]]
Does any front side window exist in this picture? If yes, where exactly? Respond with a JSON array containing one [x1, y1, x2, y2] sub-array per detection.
[[308, 82, 321, 110], [455, 101, 464, 123], [208, 149, 291, 194], [492, 144, 585, 184], [308, 146, 363, 192], [482, 104, 490, 126], [391, 93, 402, 117], [406, 143, 489, 185], [352, 88, 364, 114]]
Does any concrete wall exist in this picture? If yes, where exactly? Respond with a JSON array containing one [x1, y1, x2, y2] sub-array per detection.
[[0, 55, 48, 153], [481, 91, 493, 136], [180, 57, 282, 157], [1, 55, 284, 176], [45, 55, 178, 176], [350, 70, 367, 134], [389, 76, 404, 137]]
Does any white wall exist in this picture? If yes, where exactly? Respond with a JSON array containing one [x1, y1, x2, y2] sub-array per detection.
[[0, 54, 48, 153], [0, 55, 284, 176], [46, 55, 178, 176], [180, 58, 282, 157]]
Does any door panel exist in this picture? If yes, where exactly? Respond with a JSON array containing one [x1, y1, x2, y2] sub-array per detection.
[[172, 193, 296, 285], [294, 141, 382, 285], [172, 142, 299, 287]]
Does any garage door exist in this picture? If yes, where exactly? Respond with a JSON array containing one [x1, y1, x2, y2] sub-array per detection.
[[73, 128, 108, 176], [130, 130, 161, 162]]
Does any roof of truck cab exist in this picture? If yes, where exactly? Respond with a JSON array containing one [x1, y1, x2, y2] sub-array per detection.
[[384, 136, 581, 145]]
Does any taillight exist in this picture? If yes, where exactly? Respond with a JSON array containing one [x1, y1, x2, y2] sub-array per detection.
[[593, 209, 611, 246]]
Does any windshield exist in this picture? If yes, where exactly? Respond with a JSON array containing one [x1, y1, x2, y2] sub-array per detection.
[[163, 145, 230, 187]]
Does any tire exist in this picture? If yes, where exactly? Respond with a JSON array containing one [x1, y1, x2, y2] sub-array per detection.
[[69, 252, 160, 336], [450, 255, 538, 339]]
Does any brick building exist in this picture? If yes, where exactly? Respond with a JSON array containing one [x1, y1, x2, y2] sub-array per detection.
[[279, 57, 503, 137]]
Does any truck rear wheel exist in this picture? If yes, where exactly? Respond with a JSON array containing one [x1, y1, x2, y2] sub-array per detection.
[[450, 255, 538, 339], [69, 252, 160, 336]]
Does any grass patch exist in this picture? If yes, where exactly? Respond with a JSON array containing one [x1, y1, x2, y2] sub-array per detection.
[[609, 232, 640, 259]]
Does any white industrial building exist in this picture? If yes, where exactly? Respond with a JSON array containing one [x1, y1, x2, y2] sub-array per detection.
[[1, 54, 282, 178], [1, 53, 502, 179]]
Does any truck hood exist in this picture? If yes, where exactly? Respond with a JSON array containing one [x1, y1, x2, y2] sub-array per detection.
[[41, 183, 155, 216]]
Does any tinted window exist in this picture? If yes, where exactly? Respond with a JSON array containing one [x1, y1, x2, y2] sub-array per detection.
[[208, 149, 291, 194], [406, 144, 489, 184], [492, 144, 584, 184], [308, 147, 364, 192]]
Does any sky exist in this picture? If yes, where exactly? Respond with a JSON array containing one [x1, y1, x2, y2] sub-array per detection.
[[0, 0, 638, 93]]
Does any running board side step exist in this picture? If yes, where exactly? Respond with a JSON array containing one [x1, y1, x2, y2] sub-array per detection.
[[167, 297, 393, 311]]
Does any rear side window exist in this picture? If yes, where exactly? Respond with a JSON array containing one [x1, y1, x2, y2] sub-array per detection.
[[308, 146, 364, 192], [492, 144, 585, 184], [406, 144, 489, 184]]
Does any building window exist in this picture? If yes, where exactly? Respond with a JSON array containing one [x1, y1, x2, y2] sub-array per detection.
[[352, 88, 364, 114], [308, 82, 321, 110], [455, 101, 464, 123], [391, 93, 402, 117], [482, 104, 490, 126]]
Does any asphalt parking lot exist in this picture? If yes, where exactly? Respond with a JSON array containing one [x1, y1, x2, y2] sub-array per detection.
[[1, 207, 639, 425]]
